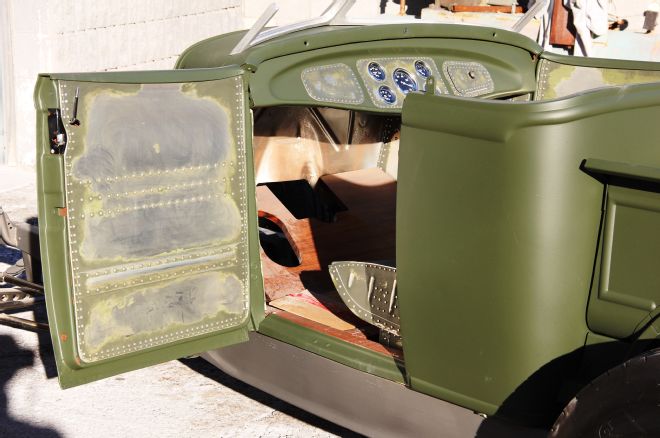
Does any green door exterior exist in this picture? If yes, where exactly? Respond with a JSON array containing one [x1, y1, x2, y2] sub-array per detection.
[[34, 67, 264, 388]]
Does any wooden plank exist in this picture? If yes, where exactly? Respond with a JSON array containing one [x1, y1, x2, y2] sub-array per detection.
[[452, 5, 523, 13], [549, 0, 575, 46], [257, 168, 397, 301], [256, 185, 316, 300], [269, 308, 403, 360], [269, 290, 356, 331], [257, 168, 401, 359]]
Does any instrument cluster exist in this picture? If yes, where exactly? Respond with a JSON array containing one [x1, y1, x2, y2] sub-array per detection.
[[356, 57, 448, 109], [300, 57, 495, 110]]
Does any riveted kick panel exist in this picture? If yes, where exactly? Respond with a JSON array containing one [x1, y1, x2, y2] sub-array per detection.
[[55, 76, 251, 364], [329, 261, 399, 336]]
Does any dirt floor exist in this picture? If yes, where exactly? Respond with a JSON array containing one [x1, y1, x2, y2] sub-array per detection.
[[0, 165, 357, 438]]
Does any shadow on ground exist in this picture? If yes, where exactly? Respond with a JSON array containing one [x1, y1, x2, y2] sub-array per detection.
[[0, 242, 57, 380], [0, 240, 62, 437], [180, 357, 363, 437], [2, 240, 357, 436], [0, 245, 21, 268], [0, 335, 62, 437]]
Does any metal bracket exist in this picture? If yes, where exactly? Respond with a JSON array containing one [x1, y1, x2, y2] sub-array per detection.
[[230, 3, 280, 55], [230, 0, 418, 55], [1, 206, 41, 283], [47, 108, 67, 154], [329, 261, 400, 336], [512, 0, 549, 33], [1, 207, 46, 331]]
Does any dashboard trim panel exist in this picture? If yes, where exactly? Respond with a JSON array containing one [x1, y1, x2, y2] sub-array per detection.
[[356, 57, 448, 109], [301, 63, 365, 105]]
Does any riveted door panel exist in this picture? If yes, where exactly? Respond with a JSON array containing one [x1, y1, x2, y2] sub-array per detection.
[[35, 68, 263, 387]]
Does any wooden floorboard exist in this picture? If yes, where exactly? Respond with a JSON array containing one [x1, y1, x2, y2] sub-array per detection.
[[269, 308, 404, 361], [257, 168, 399, 359], [257, 168, 396, 301]]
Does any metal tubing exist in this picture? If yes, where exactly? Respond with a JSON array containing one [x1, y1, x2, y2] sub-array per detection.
[[1, 273, 44, 293], [0, 313, 48, 331]]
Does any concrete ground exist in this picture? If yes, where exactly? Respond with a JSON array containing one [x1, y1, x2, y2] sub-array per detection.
[[0, 165, 357, 438]]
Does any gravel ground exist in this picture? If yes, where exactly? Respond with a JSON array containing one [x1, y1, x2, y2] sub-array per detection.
[[0, 165, 355, 438]]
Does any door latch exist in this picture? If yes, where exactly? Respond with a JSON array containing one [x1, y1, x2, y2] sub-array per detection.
[[47, 108, 67, 154]]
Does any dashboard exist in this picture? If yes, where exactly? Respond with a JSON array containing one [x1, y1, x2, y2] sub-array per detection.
[[300, 57, 495, 109], [251, 38, 538, 111]]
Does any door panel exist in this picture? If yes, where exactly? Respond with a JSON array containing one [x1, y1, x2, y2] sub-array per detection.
[[584, 162, 660, 339], [35, 68, 263, 387]]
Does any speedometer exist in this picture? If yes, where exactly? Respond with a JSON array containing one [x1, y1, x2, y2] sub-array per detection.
[[393, 68, 417, 94]]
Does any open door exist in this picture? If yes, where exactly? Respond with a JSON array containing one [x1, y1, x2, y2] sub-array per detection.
[[34, 67, 264, 388]]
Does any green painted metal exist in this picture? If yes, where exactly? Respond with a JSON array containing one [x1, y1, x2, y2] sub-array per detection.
[[44, 68, 247, 84], [583, 158, 660, 185], [176, 24, 540, 112], [397, 83, 660, 423], [581, 159, 660, 340], [258, 314, 406, 384], [175, 23, 542, 71], [633, 307, 660, 341], [34, 68, 264, 388], [587, 186, 660, 338], [535, 57, 660, 101], [31, 17, 660, 428], [541, 51, 660, 71], [247, 37, 537, 111]]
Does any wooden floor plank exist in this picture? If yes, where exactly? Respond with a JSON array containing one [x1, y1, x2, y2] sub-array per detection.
[[257, 168, 400, 359], [268, 308, 404, 361], [257, 168, 396, 300]]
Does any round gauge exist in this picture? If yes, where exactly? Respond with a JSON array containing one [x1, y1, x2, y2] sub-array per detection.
[[378, 85, 397, 105], [367, 62, 386, 81], [393, 68, 418, 94], [414, 60, 431, 78]]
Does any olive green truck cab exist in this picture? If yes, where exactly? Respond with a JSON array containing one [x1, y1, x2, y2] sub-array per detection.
[[30, 3, 660, 436]]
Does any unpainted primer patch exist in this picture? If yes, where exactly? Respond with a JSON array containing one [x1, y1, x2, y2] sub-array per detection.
[[83, 272, 245, 356], [537, 60, 660, 100]]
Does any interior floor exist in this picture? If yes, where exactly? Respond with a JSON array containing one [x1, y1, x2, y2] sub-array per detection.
[[257, 166, 400, 359]]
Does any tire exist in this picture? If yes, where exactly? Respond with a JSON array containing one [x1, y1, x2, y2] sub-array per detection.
[[550, 347, 660, 437]]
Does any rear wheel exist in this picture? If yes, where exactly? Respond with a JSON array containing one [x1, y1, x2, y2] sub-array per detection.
[[550, 347, 660, 437]]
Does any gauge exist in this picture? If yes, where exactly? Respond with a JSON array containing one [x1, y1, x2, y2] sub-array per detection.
[[378, 86, 397, 104], [393, 68, 417, 94], [414, 60, 431, 78], [367, 62, 386, 81]]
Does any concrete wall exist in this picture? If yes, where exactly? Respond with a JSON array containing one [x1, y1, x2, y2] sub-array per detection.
[[0, 0, 386, 168], [0, 0, 655, 167], [243, 0, 383, 27], [611, 0, 652, 30], [1, 0, 243, 167], [0, 3, 14, 166]]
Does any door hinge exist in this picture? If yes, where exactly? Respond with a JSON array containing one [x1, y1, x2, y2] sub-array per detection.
[[48, 108, 67, 154]]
